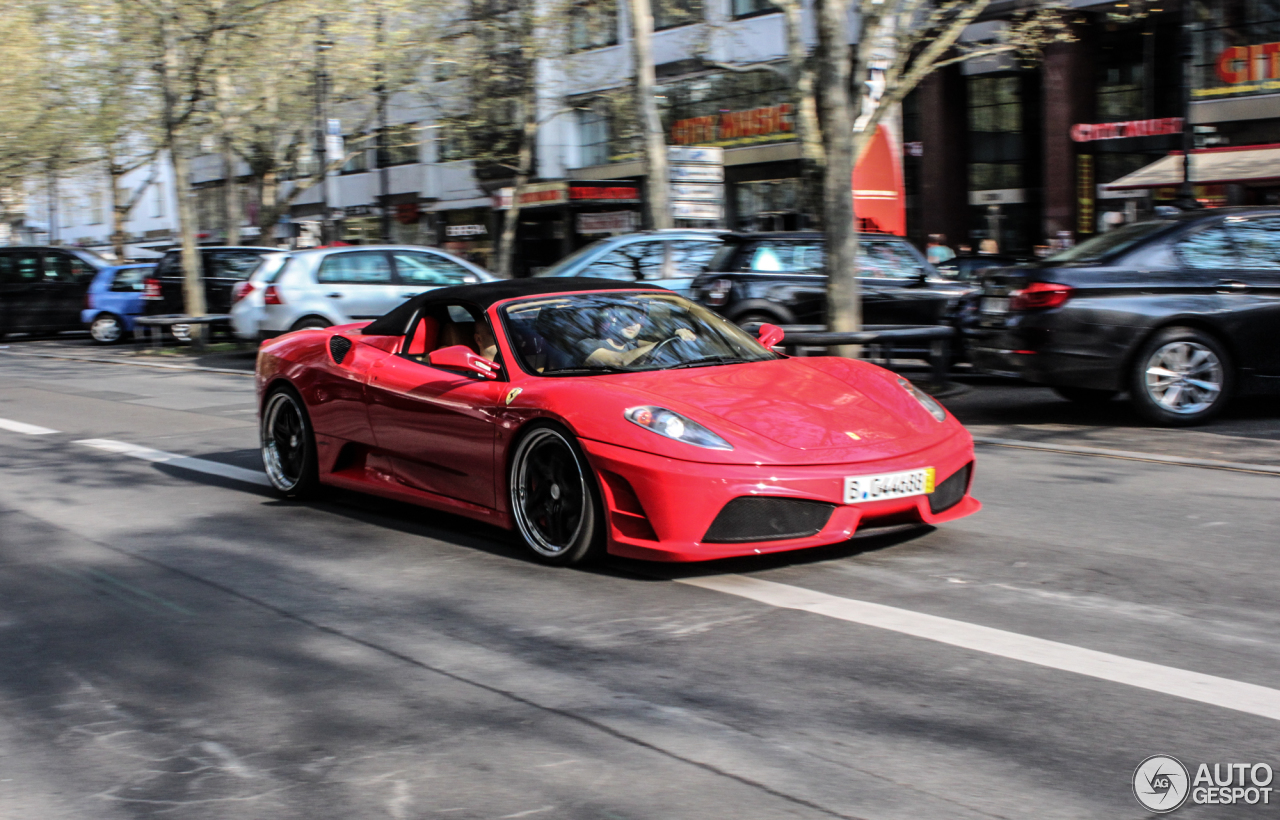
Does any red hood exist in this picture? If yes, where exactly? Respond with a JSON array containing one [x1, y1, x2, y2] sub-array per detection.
[[571, 357, 960, 465]]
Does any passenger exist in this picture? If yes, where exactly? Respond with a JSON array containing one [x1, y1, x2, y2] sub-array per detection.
[[581, 304, 695, 368], [474, 321, 499, 362]]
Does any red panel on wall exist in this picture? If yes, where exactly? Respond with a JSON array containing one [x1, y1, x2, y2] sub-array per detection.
[[852, 125, 906, 236]]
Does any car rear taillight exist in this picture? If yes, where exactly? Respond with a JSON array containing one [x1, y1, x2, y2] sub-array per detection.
[[1010, 282, 1073, 311], [142, 278, 162, 301], [263, 284, 284, 305], [232, 281, 256, 304]]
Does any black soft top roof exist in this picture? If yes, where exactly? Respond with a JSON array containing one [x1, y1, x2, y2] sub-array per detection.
[[361, 277, 666, 336]]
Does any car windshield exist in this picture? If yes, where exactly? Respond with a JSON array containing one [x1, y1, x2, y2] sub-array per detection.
[[501, 291, 780, 375], [1044, 220, 1171, 263]]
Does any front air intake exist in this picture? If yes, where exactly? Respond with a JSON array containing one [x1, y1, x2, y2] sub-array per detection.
[[329, 335, 353, 364], [928, 463, 972, 514], [703, 497, 835, 543]]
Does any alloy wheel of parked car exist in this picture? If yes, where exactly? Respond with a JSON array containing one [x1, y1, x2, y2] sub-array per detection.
[[509, 424, 603, 566], [1130, 327, 1231, 426], [290, 317, 332, 332], [89, 314, 125, 345], [261, 386, 320, 497]]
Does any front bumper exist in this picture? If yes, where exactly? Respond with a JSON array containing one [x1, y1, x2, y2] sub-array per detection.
[[580, 432, 979, 562]]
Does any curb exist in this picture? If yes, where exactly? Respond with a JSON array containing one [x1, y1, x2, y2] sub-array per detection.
[[973, 435, 1280, 476], [0, 348, 254, 376]]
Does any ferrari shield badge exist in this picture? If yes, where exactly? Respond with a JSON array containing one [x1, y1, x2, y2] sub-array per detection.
[[505, 388, 523, 406]]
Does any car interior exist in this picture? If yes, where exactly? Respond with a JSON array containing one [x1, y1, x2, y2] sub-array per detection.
[[401, 303, 496, 367]]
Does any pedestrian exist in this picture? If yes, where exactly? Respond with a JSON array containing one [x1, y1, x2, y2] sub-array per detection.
[[926, 234, 956, 265]]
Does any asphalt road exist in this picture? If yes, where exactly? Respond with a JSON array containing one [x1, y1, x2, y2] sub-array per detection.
[[2, 350, 1279, 819]]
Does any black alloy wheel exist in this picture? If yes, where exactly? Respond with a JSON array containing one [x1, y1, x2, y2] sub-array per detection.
[[509, 423, 604, 566], [1052, 386, 1117, 405], [261, 385, 320, 497], [1129, 326, 1232, 426], [89, 314, 126, 345]]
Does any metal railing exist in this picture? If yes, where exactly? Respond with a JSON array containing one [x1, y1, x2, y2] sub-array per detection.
[[745, 323, 956, 386]]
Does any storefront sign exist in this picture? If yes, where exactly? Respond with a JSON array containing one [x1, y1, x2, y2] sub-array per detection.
[[671, 183, 724, 202], [1077, 155, 1095, 235], [671, 105, 793, 146], [577, 211, 637, 234], [494, 182, 568, 209], [1070, 118, 1184, 142], [1215, 42, 1280, 84], [672, 201, 722, 220], [446, 224, 487, 237], [668, 146, 724, 164], [342, 204, 380, 217], [670, 165, 725, 182], [568, 186, 640, 202]]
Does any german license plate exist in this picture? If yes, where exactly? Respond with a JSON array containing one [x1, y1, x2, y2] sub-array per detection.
[[981, 296, 1009, 314], [844, 468, 935, 504]]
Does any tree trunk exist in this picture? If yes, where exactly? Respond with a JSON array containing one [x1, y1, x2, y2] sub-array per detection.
[[495, 101, 538, 279], [160, 14, 206, 341], [108, 164, 127, 260], [778, 0, 824, 228], [629, 0, 670, 230], [256, 169, 280, 240], [815, 0, 860, 349]]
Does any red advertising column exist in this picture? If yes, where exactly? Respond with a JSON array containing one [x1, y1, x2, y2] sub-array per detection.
[[852, 125, 906, 235]]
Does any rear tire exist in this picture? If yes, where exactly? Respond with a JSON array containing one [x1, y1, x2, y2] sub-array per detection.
[[89, 314, 127, 345], [509, 423, 605, 566], [290, 316, 331, 332], [261, 385, 320, 498], [1128, 326, 1232, 426], [1052, 386, 1117, 405]]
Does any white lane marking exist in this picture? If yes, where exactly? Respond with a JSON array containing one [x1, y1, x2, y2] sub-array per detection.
[[679, 574, 1280, 723], [0, 417, 59, 435], [973, 435, 1280, 476], [74, 439, 271, 487]]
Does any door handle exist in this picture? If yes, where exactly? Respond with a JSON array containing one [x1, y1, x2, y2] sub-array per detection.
[[1218, 279, 1249, 291], [326, 292, 343, 298]]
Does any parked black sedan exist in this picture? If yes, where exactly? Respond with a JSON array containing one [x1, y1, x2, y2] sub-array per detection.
[[970, 208, 1280, 425], [690, 231, 975, 328]]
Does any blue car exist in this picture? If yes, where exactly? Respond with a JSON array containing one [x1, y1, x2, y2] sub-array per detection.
[[81, 263, 157, 344], [532, 230, 723, 296]]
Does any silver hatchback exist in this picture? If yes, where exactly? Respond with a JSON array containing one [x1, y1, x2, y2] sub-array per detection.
[[230, 245, 494, 340]]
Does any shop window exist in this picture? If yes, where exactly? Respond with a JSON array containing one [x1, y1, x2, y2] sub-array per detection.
[[377, 124, 420, 168], [571, 0, 618, 50], [317, 251, 394, 284], [1176, 226, 1237, 269], [653, 0, 704, 30], [731, 0, 777, 17]]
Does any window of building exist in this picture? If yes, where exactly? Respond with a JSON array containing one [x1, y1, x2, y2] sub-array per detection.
[[151, 183, 166, 218], [579, 108, 610, 167], [653, 0, 704, 30], [377, 124, 420, 168], [342, 134, 371, 173], [731, 0, 777, 18], [967, 74, 1024, 191], [571, 0, 618, 50]]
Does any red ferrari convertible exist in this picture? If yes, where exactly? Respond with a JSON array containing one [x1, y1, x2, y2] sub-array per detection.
[[256, 278, 979, 564]]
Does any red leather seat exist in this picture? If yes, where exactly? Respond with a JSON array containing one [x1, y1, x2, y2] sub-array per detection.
[[404, 316, 439, 356]]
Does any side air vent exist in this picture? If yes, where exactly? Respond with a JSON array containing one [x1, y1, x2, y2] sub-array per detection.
[[329, 335, 353, 364], [928, 463, 972, 514], [703, 497, 835, 543]]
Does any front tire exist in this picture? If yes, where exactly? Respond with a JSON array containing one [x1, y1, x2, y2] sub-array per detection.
[[261, 385, 320, 498], [290, 316, 331, 332], [509, 423, 604, 566], [89, 314, 127, 345], [1129, 326, 1232, 426]]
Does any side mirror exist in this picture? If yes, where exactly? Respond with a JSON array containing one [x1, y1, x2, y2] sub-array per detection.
[[757, 323, 784, 349], [428, 345, 501, 379]]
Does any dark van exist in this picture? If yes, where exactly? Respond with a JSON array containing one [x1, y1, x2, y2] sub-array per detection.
[[0, 246, 106, 338]]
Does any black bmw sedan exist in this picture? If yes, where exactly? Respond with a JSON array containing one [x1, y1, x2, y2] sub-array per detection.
[[970, 207, 1280, 425]]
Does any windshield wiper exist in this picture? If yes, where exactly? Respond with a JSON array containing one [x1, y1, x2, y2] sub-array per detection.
[[543, 366, 634, 375], [668, 356, 745, 369]]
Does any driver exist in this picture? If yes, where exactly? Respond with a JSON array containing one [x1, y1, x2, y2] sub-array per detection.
[[581, 303, 695, 367]]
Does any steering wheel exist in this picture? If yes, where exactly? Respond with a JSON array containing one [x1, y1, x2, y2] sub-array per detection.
[[632, 334, 687, 365]]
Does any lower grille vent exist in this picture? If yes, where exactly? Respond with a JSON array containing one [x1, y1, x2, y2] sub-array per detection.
[[703, 497, 835, 544], [928, 463, 972, 514], [329, 335, 353, 364]]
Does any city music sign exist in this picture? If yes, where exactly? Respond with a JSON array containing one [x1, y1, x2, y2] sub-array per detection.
[[671, 103, 794, 147], [1197, 41, 1280, 97], [1070, 117, 1184, 142]]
